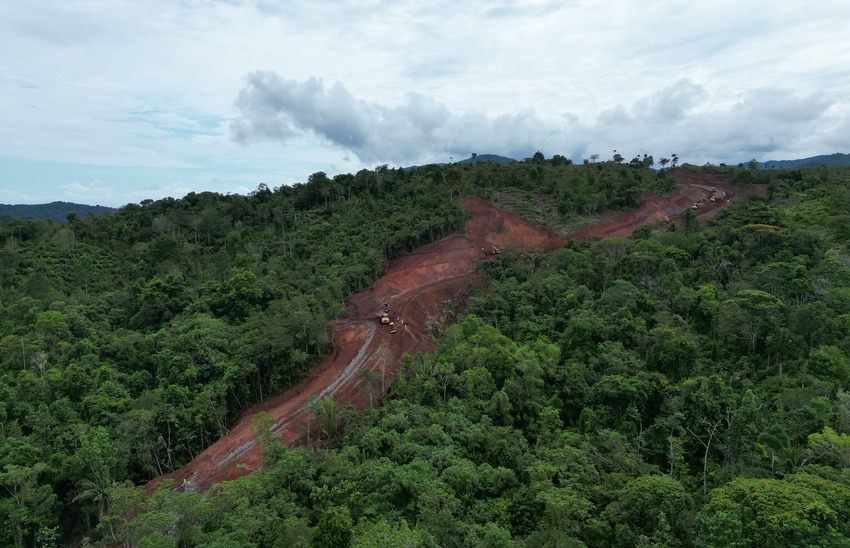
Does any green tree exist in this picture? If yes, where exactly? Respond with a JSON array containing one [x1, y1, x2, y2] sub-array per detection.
[[352, 519, 422, 547], [725, 390, 764, 474], [249, 411, 278, 450], [681, 208, 699, 233], [617, 475, 691, 541], [700, 475, 850, 546], [34, 310, 68, 355], [718, 290, 783, 356], [73, 252, 97, 295], [357, 370, 381, 408], [807, 345, 850, 388], [74, 425, 122, 520], [215, 269, 263, 321], [0, 463, 57, 548], [803, 427, 850, 468], [695, 510, 746, 548], [313, 506, 353, 548], [133, 272, 188, 328], [314, 396, 341, 442]]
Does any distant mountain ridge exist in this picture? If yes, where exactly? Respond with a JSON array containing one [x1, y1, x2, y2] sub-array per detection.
[[456, 153, 516, 165], [758, 153, 850, 169], [405, 153, 516, 170], [0, 201, 116, 224]]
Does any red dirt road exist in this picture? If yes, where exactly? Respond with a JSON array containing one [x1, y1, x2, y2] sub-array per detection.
[[148, 170, 733, 492], [575, 168, 736, 239]]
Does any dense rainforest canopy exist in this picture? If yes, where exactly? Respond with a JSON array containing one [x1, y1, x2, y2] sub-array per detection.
[[2, 156, 850, 546]]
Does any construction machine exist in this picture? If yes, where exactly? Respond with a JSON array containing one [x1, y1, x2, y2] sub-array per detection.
[[377, 311, 390, 324]]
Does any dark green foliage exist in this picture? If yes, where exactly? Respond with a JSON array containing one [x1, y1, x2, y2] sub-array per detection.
[[618, 475, 691, 539], [313, 506, 354, 547], [697, 474, 850, 546]]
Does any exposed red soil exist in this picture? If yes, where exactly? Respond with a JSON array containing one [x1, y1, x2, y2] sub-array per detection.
[[147, 170, 734, 493], [575, 168, 737, 239]]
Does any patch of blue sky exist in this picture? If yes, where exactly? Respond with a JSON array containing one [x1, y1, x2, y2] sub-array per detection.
[[0, 149, 347, 207], [125, 108, 226, 138]]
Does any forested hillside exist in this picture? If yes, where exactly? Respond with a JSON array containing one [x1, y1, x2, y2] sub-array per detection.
[[760, 152, 850, 169], [2, 157, 850, 546], [0, 202, 116, 224]]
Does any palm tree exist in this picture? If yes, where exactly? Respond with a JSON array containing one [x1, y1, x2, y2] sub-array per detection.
[[315, 396, 339, 440]]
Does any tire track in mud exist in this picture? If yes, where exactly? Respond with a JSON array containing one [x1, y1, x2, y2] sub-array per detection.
[[316, 324, 376, 402]]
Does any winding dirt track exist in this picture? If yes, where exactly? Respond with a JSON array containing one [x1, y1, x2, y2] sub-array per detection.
[[148, 169, 735, 492], [576, 168, 736, 238]]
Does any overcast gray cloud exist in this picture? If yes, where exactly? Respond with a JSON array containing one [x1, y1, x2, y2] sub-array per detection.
[[231, 72, 845, 166], [1, 0, 849, 206], [231, 71, 590, 163]]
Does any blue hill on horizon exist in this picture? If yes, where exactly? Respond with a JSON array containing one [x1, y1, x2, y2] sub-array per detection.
[[0, 201, 116, 224], [758, 152, 850, 169]]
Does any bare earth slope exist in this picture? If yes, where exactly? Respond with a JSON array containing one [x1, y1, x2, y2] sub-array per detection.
[[575, 168, 736, 239], [148, 171, 732, 492]]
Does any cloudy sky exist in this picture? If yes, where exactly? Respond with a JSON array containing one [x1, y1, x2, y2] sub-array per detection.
[[2, 1, 849, 207]]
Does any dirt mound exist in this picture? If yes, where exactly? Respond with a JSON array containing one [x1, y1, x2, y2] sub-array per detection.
[[147, 172, 735, 493]]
